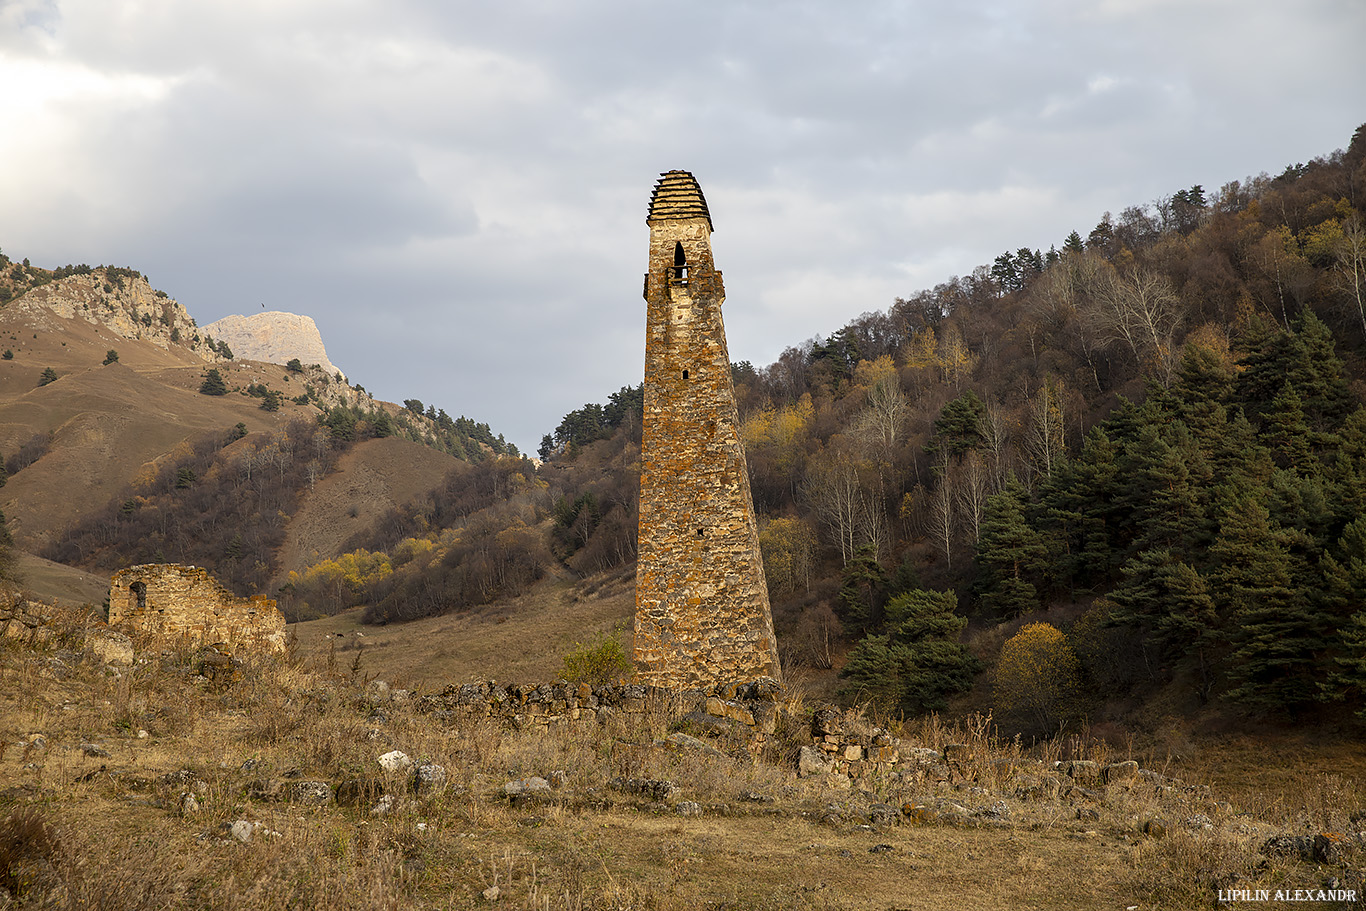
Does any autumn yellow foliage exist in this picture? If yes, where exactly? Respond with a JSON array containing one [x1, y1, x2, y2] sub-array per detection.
[[758, 516, 817, 596], [993, 622, 1083, 736], [292, 550, 394, 600], [852, 354, 898, 393], [741, 395, 814, 449]]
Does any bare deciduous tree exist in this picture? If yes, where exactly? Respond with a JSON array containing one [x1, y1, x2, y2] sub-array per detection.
[[1086, 265, 1185, 385], [978, 398, 1012, 491], [955, 451, 991, 545], [854, 377, 910, 463], [1025, 376, 1067, 482], [803, 448, 884, 563], [1334, 213, 1366, 337], [927, 451, 956, 571]]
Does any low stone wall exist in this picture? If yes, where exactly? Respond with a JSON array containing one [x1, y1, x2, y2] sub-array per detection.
[[411, 679, 1188, 798], [108, 564, 286, 655], [413, 678, 921, 780], [801, 706, 902, 780], [416, 679, 784, 753]]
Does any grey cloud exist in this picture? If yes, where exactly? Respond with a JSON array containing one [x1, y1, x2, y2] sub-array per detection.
[[2, 0, 1363, 451]]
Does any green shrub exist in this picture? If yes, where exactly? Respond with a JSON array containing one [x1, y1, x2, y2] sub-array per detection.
[[561, 631, 633, 685]]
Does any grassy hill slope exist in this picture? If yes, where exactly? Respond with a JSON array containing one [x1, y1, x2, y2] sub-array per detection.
[[290, 569, 635, 686], [272, 435, 464, 587]]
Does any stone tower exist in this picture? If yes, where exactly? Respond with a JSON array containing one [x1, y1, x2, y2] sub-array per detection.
[[633, 170, 782, 688]]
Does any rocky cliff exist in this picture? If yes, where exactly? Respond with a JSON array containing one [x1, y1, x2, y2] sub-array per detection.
[[7, 270, 220, 360], [202, 311, 345, 381]]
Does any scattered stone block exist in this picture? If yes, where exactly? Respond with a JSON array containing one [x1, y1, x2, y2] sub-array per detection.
[[798, 746, 833, 778], [662, 732, 727, 760], [289, 780, 333, 806], [378, 750, 411, 773], [335, 778, 384, 808], [1101, 760, 1139, 785], [610, 777, 680, 802], [502, 778, 551, 799], [412, 761, 447, 797], [86, 629, 134, 667]]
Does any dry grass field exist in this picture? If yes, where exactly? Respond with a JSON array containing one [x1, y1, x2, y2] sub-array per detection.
[[2, 605, 1363, 910], [289, 569, 637, 687]]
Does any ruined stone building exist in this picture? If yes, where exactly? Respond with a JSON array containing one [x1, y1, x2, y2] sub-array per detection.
[[633, 171, 782, 688], [108, 564, 286, 655]]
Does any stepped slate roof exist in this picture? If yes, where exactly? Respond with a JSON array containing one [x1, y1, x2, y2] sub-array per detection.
[[647, 170, 713, 232]]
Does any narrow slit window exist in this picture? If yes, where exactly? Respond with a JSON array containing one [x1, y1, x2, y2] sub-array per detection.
[[682, 369, 689, 379], [671, 242, 688, 284]]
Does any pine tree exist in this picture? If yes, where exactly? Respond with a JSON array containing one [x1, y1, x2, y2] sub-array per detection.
[[1235, 312, 1353, 435], [1170, 342, 1233, 452], [322, 407, 357, 441], [1106, 549, 1219, 698], [1264, 469, 1333, 551], [1261, 384, 1315, 472], [38, 367, 57, 387], [1210, 410, 1274, 492], [1212, 496, 1326, 713], [1117, 423, 1208, 556], [199, 368, 228, 396], [925, 390, 986, 462], [1324, 518, 1366, 706], [834, 544, 888, 639], [1232, 314, 1291, 424], [1320, 407, 1366, 532], [974, 477, 1048, 617], [1283, 311, 1353, 433], [839, 588, 980, 715], [1055, 427, 1125, 586]]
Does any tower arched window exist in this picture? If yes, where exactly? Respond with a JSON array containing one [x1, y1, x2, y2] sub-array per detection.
[[669, 242, 688, 285]]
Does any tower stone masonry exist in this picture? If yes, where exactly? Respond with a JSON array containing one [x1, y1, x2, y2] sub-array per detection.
[[633, 170, 782, 688]]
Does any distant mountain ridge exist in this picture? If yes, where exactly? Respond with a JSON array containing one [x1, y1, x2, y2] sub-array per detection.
[[203, 311, 346, 381]]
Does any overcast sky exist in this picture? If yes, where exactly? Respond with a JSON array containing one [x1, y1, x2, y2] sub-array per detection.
[[2, 1, 1363, 452]]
